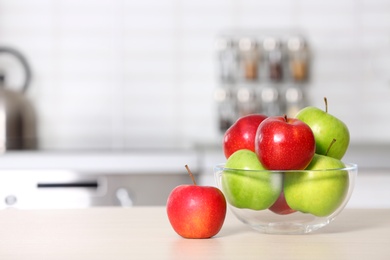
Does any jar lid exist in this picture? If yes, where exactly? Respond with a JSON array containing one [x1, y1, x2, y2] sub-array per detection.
[[287, 36, 306, 51], [239, 38, 257, 51], [263, 37, 281, 51]]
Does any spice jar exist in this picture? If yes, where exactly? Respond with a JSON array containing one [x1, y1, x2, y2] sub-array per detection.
[[263, 37, 284, 82], [284, 85, 305, 117], [258, 85, 280, 116], [216, 37, 239, 83], [238, 38, 259, 81], [287, 36, 309, 82], [236, 84, 259, 116], [214, 86, 236, 131]]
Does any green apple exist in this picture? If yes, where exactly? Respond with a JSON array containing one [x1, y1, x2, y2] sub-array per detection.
[[284, 154, 349, 217], [295, 97, 350, 159], [221, 149, 282, 210]]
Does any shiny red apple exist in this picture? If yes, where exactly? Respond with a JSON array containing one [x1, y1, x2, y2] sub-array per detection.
[[223, 114, 267, 159], [255, 115, 315, 170], [166, 165, 227, 239], [268, 191, 296, 215]]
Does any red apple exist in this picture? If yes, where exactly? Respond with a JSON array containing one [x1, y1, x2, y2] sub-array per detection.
[[223, 114, 267, 159], [166, 165, 227, 239], [268, 191, 296, 215], [255, 115, 315, 170]]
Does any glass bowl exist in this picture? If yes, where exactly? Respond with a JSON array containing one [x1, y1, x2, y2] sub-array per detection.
[[214, 163, 358, 235]]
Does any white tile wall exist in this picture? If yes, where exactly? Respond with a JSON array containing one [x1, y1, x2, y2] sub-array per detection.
[[1, 0, 390, 150]]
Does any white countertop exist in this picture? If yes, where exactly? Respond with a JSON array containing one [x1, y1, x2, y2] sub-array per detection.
[[0, 144, 389, 209], [0, 150, 199, 174], [0, 142, 388, 172], [0, 207, 389, 260]]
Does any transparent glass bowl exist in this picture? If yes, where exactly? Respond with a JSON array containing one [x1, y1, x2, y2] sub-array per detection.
[[214, 163, 358, 234]]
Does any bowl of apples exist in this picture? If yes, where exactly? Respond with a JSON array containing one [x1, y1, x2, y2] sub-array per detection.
[[215, 98, 358, 234]]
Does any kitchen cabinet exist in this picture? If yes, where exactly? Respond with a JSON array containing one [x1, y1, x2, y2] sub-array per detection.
[[0, 142, 389, 209], [0, 171, 196, 208], [0, 151, 199, 208]]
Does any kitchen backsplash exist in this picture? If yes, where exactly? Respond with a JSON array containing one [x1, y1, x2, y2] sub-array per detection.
[[0, 0, 389, 150]]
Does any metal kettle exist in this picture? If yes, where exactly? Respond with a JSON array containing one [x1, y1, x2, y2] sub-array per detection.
[[0, 47, 37, 151]]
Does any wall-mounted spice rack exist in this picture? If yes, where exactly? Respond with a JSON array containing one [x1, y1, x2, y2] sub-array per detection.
[[214, 30, 311, 132]]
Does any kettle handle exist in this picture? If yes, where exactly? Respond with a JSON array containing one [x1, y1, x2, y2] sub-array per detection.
[[0, 47, 32, 93]]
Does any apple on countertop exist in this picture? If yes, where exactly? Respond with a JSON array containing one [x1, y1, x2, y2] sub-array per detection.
[[166, 165, 226, 239]]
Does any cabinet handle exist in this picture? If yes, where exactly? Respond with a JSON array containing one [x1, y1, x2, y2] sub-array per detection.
[[37, 182, 98, 188], [116, 188, 133, 207]]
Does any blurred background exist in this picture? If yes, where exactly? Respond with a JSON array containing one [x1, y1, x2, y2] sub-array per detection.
[[1, 0, 390, 149], [0, 0, 389, 208]]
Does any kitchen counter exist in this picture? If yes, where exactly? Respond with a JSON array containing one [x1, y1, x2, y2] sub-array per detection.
[[0, 150, 199, 174], [0, 207, 389, 259], [0, 144, 389, 209], [1, 142, 389, 173]]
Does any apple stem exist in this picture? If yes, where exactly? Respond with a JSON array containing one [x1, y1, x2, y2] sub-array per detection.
[[324, 97, 328, 113], [283, 114, 288, 122], [326, 138, 337, 156], [185, 165, 197, 185]]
